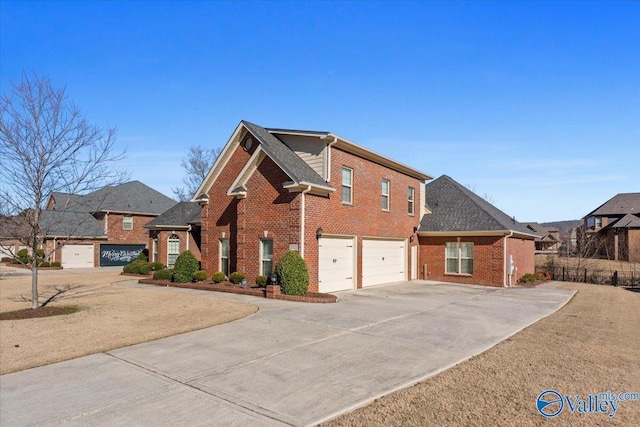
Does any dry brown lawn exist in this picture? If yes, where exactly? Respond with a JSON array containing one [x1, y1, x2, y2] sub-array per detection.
[[0, 269, 258, 374], [325, 283, 640, 426], [536, 254, 640, 273]]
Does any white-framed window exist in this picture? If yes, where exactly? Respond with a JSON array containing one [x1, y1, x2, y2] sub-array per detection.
[[381, 179, 390, 211], [261, 239, 273, 276], [408, 187, 415, 215], [445, 242, 473, 275], [123, 215, 133, 230], [342, 167, 353, 204], [153, 238, 158, 262], [167, 234, 180, 268], [220, 238, 229, 276], [595, 216, 602, 228]]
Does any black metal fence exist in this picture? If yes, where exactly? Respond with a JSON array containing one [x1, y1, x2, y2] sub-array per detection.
[[540, 265, 639, 287]]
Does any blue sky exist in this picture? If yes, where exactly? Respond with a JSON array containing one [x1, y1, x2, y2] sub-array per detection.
[[2, 1, 638, 222]]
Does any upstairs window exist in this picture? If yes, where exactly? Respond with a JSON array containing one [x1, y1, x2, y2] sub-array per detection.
[[381, 179, 390, 211], [408, 187, 415, 215], [123, 215, 133, 230], [595, 217, 602, 228], [446, 242, 474, 275], [342, 167, 353, 204]]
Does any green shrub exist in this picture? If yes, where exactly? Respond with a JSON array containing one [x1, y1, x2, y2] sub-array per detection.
[[40, 261, 51, 267], [123, 259, 148, 274], [518, 273, 546, 283], [10, 258, 21, 264], [139, 263, 153, 275], [153, 268, 173, 280], [275, 251, 309, 296], [229, 271, 245, 284], [1, 257, 11, 262], [256, 275, 268, 287], [17, 249, 29, 263], [211, 271, 226, 283], [50, 261, 61, 267], [137, 252, 148, 262], [150, 262, 165, 271], [193, 270, 208, 282], [172, 250, 199, 283]]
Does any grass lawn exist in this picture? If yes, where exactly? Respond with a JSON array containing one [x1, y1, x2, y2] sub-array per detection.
[[324, 282, 640, 426]]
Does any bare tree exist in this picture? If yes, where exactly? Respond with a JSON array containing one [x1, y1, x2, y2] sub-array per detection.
[[172, 145, 221, 202], [0, 73, 128, 309]]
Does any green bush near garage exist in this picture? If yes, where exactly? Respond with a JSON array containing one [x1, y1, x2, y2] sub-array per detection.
[[275, 251, 309, 296], [153, 268, 173, 280]]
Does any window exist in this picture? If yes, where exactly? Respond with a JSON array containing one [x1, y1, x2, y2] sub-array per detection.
[[381, 179, 390, 210], [407, 187, 415, 215], [152, 239, 158, 262], [342, 167, 353, 204], [445, 242, 473, 275], [261, 239, 273, 276], [167, 234, 180, 267], [220, 239, 229, 276], [595, 217, 602, 228], [123, 215, 133, 230]]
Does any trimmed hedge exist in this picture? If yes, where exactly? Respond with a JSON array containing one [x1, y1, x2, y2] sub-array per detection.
[[40, 261, 51, 267], [193, 270, 208, 282], [150, 262, 165, 271], [153, 269, 173, 280], [211, 271, 226, 283], [172, 250, 199, 283], [275, 251, 309, 296], [229, 271, 245, 284], [256, 275, 268, 287], [50, 261, 61, 267], [139, 263, 153, 275]]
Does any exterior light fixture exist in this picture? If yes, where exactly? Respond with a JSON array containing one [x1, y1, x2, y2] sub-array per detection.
[[316, 227, 323, 240]]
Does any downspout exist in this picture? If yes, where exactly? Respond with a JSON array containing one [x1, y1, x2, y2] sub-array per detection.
[[300, 186, 312, 258], [186, 225, 191, 251], [504, 231, 513, 287], [104, 211, 109, 234], [53, 237, 57, 262]]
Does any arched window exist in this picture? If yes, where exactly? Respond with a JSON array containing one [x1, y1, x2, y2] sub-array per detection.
[[167, 234, 180, 267]]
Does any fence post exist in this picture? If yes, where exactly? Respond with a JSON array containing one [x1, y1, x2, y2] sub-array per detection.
[[584, 269, 587, 283], [612, 271, 618, 286], [562, 266, 565, 281]]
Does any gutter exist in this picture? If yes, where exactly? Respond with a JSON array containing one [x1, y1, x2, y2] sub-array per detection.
[[504, 230, 513, 287], [321, 135, 338, 181]]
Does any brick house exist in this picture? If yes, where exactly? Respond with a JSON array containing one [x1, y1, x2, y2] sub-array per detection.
[[417, 176, 538, 287], [144, 202, 202, 268], [521, 222, 561, 254], [169, 120, 537, 292], [578, 193, 640, 262], [39, 181, 176, 268]]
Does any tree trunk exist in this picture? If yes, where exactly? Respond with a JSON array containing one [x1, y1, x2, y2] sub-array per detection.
[[31, 265, 39, 309]]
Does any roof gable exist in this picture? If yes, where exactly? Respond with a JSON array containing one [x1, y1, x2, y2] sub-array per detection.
[[418, 175, 537, 238], [585, 193, 640, 217], [145, 202, 201, 229]]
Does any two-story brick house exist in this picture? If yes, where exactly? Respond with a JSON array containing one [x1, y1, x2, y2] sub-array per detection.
[[192, 121, 431, 293], [41, 181, 176, 268]]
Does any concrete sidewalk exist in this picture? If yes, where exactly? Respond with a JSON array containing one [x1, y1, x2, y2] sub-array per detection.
[[0, 281, 574, 426]]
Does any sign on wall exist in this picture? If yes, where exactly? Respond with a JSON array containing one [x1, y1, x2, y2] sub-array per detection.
[[99, 244, 146, 266]]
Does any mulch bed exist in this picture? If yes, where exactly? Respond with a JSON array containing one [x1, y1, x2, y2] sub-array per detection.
[[0, 305, 81, 321], [138, 278, 337, 303]]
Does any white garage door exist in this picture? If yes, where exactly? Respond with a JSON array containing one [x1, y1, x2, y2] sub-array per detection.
[[362, 239, 406, 287], [61, 244, 94, 268], [318, 237, 355, 293]]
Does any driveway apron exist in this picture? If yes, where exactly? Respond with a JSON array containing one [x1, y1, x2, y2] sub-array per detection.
[[0, 281, 574, 426]]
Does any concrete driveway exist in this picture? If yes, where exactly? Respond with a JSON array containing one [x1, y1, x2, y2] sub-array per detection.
[[0, 280, 574, 426]]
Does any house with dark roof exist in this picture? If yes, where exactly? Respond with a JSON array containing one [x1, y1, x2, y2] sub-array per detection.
[[418, 175, 538, 287], [578, 192, 640, 262], [41, 181, 176, 268], [144, 202, 202, 267], [521, 222, 561, 253], [151, 120, 537, 291]]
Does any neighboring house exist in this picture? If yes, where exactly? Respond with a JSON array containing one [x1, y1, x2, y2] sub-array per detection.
[[418, 176, 538, 287], [522, 222, 561, 253], [150, 120, 536, 291], [578, 193, 640, 262], [144, 202, 202, 268], [41, 181, 176, 268]]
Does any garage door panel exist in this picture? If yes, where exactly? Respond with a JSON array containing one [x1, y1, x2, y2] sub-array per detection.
[[61, 244, 94, 268], [318, 237, 355, 293], [362, 239, 406, 287]]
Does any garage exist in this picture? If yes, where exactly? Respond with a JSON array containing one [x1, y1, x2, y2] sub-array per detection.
[[61, 244, 94, 268], [362, 238, 406, 287], [318, 236, 355, 293]]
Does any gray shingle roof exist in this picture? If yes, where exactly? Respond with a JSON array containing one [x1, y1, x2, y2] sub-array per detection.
[[242, 121, 331, 188], [40, 210, 106, 238], [607, 213, 640, 229], [145, 202, 201, 228], [522, 222, 557, 242], [418, 175, 538, 237], [585, 193, 640, 217], [50, 181, 176, 215]]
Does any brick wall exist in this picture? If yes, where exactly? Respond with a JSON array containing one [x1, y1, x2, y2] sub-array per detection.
[[628, 229, 640, 263], [106, 213, 153, 244], [418, 235, 505, 287], [506, 236, 536, 283], [304, 147, 422, 291]]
